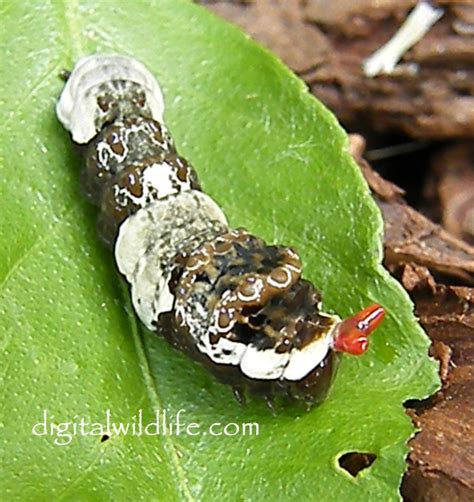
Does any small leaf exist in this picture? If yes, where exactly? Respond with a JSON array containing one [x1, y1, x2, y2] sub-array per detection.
[[0, 0, 439, 500]]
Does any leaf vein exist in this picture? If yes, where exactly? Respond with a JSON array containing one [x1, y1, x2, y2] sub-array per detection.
[[59, 0, 83, 59], [120, 281, 196, 502], [1, 63, 62, 133]]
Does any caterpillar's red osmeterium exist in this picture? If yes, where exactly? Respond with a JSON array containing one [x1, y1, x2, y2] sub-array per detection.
[[56, 55, 385, 408]]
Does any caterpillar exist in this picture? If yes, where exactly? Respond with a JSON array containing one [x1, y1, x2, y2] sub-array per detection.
[[56, 55, 385, 408]]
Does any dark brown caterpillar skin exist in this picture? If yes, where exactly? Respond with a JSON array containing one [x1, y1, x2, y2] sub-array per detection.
[[161, 228, 341, 406], [84, 117, 338, 405], [82, 116, 175, 204], [81, 116, 200, 247], [159, 309, 339, 406], [57, 55, 384, 409]]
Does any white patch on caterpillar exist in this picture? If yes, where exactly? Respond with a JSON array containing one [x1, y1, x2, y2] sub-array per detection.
[[115, 190, 228, 283], [128, 162, 191, 206], [196, 332, 328, 381], [198, 335, 247, 366], [115, 207, 155, 282], [131, 248, 173, 331], [113, 161, 193, 209], [282, 330, 336, 381], [57, 55, 165, 143], [142, 161, 191, 198], [240, 344, 290, 380], [196, 314, 340, 381]]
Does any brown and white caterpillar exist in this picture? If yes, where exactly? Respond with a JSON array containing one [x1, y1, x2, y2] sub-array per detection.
[[56, 55, 385, 407]]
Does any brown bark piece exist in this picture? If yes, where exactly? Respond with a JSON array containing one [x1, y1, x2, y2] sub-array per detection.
[[303, 0, 474, 139], [400, 266, 474, 501], [380, 199, 474, 284], [429, 341, 452, 383], [201, 0, 474, 138], [203, 0, 330, 73], [403, 359, 474, 502], [429, 142, 474, 245], [350, 134, 474, 284], [397, 262, 473, 369]]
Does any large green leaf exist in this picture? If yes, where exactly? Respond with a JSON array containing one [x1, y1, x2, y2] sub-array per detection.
[[0, 0, 439, 500]]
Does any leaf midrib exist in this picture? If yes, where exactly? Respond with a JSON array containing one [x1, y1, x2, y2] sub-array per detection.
[[121, 282, 195, 502], [56, 1, 195, 499]]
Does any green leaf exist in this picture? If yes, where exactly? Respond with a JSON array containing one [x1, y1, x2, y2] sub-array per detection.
[[0, 0, 439, 500]]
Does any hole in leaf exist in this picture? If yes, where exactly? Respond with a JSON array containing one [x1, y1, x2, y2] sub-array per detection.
[[100, 434, 110, 443], [338, 452, 377, 476], [404, 394, 438, 413]]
